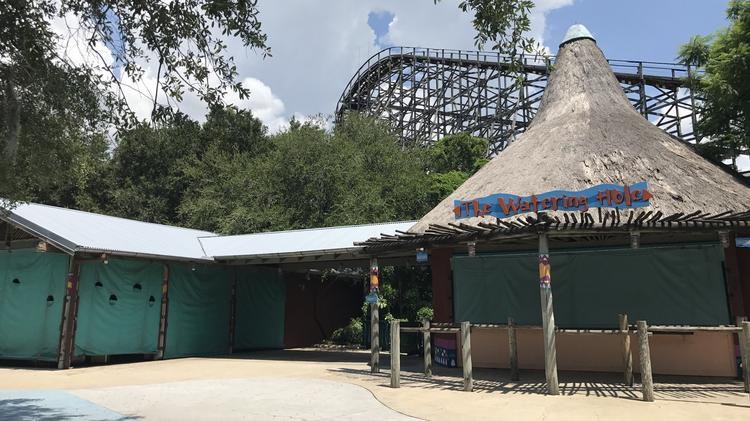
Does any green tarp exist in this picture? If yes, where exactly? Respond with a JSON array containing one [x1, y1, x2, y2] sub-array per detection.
[[0, 249, 68, 360], [453, 244, 730, 327], [165, 264, 232, 358], [234, 266, 286, 350], [75, 259, 163, 356]]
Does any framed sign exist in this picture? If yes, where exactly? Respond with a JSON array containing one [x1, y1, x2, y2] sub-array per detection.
[[454, 182, 652, 220]]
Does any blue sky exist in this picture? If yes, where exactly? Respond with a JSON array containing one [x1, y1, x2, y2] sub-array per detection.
[[369, 1, 729, 62], [542, 0, 728, 61], [74, 1, 734, 131]]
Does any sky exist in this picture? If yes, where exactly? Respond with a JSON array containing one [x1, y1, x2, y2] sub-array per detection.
[[53, 0, 732, 133]]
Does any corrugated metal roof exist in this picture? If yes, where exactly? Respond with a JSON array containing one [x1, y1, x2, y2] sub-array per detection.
[[2, 202, 415, 262], [199, 221, 416, 260], [5, 202, 214, 261]]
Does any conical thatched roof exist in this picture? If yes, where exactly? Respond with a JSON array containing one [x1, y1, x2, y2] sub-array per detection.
[[408, 25, 750, 235]]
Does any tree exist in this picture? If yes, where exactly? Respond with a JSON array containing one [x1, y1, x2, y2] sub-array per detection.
[[427, 133, 489, 206], [678, 0, 750, 167], [1, 0, 269, 174], [178, 114, 433, 234]]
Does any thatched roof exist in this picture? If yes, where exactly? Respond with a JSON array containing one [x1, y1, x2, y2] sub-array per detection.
[[407, 25, 750, 236]]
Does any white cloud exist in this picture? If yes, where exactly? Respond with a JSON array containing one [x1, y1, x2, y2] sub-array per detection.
[[49, 0, 575, 132]]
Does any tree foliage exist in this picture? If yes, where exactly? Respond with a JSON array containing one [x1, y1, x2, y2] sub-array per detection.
[[0, 0, 270, 202], [678, 0, 750, 166]]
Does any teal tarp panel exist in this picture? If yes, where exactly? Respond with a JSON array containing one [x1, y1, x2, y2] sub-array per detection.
[[75, 259, 162, 356], [453, 244, 730, 327], [234, 267, 285, 350], [165, 265, 232, 358], [0, 249, 68, 360]]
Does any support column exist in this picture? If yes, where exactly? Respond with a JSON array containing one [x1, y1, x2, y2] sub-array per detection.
[[57, 255, 81, 369], [461, 321, 473, 392], [156, 264, 170, 360], [370, 257, 380, 373], [637, 320, 655, 402], [721, 231, 746, 318], [538, 233, 559, 395], [508, 317, 519, 381], [390, 320, 400, 388]]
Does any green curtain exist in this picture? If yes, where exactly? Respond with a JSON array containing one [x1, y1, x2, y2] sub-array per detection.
[[0, 249, 69, 360], [165, 264, 232, 358], [234, 266, 285, 351], [75, 259, 163, 356], [453, 244, 730, 327]]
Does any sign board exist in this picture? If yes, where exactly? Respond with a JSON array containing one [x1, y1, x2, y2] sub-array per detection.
[[736, 237, 750, 248], [453, 182, 652, 220], [365, 292, 379, 304], [416, 249, 429, 264]]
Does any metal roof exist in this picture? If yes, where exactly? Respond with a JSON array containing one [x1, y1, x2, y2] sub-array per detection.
[[4, 202, 214, 261], [199, 221, 416, 260], [561, 24, 595, 46], [2, 202, 415, 263]]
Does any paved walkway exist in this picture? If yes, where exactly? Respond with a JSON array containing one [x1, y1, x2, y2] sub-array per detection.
[[73, 378, 418, 420], [1, 349, 748, 420], [0, 390, 130, 421]]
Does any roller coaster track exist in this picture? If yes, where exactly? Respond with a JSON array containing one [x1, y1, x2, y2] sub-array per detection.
[[336, 47, 704, 156]]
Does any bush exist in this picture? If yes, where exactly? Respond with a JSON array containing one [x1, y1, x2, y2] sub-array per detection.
[[416, 306, 434, 322], [330, 318, 364, 345]]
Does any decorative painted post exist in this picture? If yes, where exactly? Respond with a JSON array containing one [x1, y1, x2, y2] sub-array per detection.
[[370, 257, 380, 373], [156, 264, 170, 359], [57, 256, 81, 369], [538, 233, 560, 395]]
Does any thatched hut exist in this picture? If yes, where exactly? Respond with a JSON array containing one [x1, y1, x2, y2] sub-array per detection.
[[361, 25, 750, 384]]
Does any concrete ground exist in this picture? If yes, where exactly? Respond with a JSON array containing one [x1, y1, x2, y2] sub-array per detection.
[[1, 349, 748, 420]]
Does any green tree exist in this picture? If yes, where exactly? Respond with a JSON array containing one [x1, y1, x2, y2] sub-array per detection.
[[427, 133, 489, 206], [678, 0, 750, 167], [1, 0, 269, 202]]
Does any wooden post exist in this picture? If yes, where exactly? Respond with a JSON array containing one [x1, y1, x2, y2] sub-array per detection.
[[741, 321, 750, 394], [637, 320, 654, 402], [369, 257, 380, 373], [461, 321, 473, 392], [538, 233, 560, 395], [156, 264, 170, 360], [423, 319, 432, 377], [57, 256, 80, 369], [619, 314, 633, 386], [390, 320, 400, 388], [508, 317, 519, 381]]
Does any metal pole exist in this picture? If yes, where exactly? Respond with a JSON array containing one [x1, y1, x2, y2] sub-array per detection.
[[538, 233, 559, 395]]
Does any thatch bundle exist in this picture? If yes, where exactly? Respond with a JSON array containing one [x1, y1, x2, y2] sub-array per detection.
[[409, 26, 750, 235]]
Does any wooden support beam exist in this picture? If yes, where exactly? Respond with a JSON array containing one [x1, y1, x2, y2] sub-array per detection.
[[57, 255, 81, 369], [390, 320, 400, 388], [619, 314, 633, 386], [156, 264, 170, 359], [538, 233, 560, 395], [637, 320, 655, 402], [741, 321, 750, 394], [508, 317, 519, 381], [461, 321, 473, 392], [423, 319, 432, 377]]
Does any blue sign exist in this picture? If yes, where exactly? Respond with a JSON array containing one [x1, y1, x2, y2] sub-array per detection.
[[416, 250, 429, 264], [453, 182, 652, 219], [736, 237, 750, 248], [365, 292, 379, 304]]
